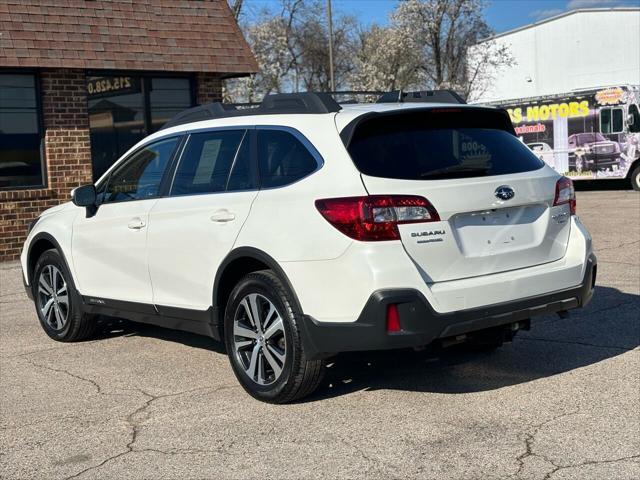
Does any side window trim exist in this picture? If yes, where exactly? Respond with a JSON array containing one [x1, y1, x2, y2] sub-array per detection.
[[255, 125, 325, 190], [158, 134, 189, 197], [98, 135, 182, 206], [224, 129, 249, 191]]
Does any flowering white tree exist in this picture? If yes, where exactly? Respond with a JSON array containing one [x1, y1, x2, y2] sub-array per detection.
[[389, 0, 514, 100], [465, 37, 514, 101], [225, 0, 512, 102], [224, 1, 300, 103], [348, 25, 422, 92], [224, 0, 357, 102]]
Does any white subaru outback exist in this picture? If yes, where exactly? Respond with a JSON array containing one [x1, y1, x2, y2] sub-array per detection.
[[21, 91, 597, 403]]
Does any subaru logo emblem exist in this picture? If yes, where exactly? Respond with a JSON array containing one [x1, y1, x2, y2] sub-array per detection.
[[495, 186, 515, 201]]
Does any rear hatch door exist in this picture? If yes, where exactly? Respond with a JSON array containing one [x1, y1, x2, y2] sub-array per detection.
[[345, 107, 571, 283]]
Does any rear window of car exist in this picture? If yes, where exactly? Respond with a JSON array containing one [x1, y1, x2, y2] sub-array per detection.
[[346, 109, 544, 180]]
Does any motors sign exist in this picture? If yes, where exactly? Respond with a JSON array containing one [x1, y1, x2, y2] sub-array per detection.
[[507, 101, 590, 124]]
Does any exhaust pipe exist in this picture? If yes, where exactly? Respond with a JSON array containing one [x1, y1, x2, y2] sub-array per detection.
[[557, 310, 570, 319]]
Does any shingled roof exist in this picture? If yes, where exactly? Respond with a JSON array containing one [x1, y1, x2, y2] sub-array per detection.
[[0, 0, 258, 76]]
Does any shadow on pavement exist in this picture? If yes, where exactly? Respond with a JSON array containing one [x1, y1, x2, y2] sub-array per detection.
[[96, 285, 639, 401], [311, 285, 639, 401], [94, 318, 227, 354]]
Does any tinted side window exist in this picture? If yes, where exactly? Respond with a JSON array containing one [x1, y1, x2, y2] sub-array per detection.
[[612, 108, 624, 133], [102, 137, 178, 203], [257, 130, 318, 188], [171, 130, 245, 195], [629, 104, 640, 133]]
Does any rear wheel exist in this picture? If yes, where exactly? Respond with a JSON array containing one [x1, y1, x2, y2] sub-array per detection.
[[631, 164, 640, 191], [224, 270, 325, 403], [33, 249, 97, 342]]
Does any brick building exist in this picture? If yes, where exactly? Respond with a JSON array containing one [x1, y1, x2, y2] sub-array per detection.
[[0, 0, 257, 260]]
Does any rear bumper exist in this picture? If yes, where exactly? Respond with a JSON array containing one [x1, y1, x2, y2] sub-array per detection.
[[300, 253, 597, 359]]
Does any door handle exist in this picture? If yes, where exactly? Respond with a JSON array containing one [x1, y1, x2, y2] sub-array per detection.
[[127, 217, 146, 230], [210, 210, 236, 223]]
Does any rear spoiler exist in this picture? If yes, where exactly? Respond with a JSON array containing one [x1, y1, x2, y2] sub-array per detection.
[[339, 106, 515, 147]]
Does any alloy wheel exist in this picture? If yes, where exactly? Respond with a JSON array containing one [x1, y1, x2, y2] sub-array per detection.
[[232, 293, 286, 386], [37, 265, 69, 331]]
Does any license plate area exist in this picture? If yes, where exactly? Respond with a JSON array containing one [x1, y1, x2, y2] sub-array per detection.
[[452, 205, 545, 256]]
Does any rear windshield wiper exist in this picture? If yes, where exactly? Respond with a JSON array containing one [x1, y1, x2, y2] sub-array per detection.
[[419, 165, 490, 179]]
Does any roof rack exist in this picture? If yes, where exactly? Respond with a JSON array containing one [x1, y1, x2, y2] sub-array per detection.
[[377, 90, 466, 105], [161, 92, 341, 130], [160, 89, 466, 130]]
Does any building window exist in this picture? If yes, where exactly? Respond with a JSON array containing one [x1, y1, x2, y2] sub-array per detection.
[[150, 78, 193, 132], [88, 75, 193, 181], [0, 73, 44, 189]]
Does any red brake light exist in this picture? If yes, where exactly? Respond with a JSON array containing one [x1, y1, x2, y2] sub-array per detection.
[[386, 304, 401, 333], [315, 195, 439, 241], [553, 177, 576, 215]]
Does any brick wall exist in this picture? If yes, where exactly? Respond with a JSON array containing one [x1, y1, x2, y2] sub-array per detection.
[[196, 72, 223, 104], [0, 69, 224, 262], [0, 69, 92, 261]]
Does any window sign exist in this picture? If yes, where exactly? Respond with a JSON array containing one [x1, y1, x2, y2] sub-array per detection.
[[87, 76, 140, 99]]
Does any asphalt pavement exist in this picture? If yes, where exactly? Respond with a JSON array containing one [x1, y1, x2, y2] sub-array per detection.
[[1, 190, 638, 479]]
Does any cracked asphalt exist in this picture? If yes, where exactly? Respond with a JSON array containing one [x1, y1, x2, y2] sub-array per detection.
[[1, 190, 639, 480]]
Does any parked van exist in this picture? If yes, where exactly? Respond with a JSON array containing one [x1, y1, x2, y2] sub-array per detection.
[[491, 85, 640, 189]]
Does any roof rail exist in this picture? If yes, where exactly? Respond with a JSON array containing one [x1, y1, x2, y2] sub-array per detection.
[[160, 89, 467, 130], [377, 90, 466, 105], [161, 92, 341, 130]]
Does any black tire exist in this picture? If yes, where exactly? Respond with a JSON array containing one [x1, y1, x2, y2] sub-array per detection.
[[32, 249, 97, 342], [223, 270, 325, 403], [631, 164, 640, 191]]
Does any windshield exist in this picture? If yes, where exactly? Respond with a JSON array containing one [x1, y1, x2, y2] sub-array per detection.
[[347, 109, 544, 180], [575, 133, 607, 144]]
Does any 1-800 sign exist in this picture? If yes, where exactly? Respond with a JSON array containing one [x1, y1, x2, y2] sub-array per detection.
[[86, 77, 138, 97]]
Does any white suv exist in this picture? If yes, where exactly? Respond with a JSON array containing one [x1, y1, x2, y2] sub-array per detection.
[[21, 91, 597, 403]]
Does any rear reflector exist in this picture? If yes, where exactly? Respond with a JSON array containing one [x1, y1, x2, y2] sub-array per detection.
[[553, 177, 576, 215], [386, 304, 401, 332], [315, 195, 439, 241]]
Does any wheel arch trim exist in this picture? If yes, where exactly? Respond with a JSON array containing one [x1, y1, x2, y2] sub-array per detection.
[[213, 247, 304, 323], [26, 232, 75, 289]]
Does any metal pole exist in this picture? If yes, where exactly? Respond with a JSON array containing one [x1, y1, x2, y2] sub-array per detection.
[[327, 0, 335, 91]]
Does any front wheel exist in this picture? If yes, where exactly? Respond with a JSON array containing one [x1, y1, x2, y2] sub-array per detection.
[[224, 270, 325, 403], [32, 249, 97, 342]]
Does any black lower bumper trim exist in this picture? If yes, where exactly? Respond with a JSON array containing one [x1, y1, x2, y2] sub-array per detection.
[[300, 254, 597, 359]]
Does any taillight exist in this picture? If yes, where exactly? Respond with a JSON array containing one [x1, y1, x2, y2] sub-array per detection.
[[553, 177, 576, 215], [315, 195, 440, 241]]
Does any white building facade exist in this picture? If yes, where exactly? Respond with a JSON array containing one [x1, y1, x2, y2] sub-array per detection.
[[473, 8, 640, 104]]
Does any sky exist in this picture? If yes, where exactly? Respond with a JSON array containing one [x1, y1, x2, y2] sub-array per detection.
[[241, 0, 640, 34]]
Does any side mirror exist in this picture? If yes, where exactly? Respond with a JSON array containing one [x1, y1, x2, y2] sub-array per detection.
[[71, 184, 97, 207], [628, 114, 635, 126]]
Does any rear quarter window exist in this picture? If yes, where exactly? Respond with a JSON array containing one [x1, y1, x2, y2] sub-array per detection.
[[346, 109, 544, 180], [257, 129, 319, 188]]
